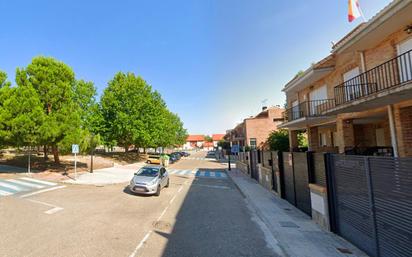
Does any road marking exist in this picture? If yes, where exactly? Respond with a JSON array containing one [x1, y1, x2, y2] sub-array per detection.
[[0, 181, 26, 191], [45, 207, 64, 214], [20, 185, 66, 198], [0, 189, 13, 196], [26, 199, 64, 215], [129, 231, 153, 257], [7, 179, 45, 189], [129, 182, 185, 257], [192, 184, 230, 190], [20, 177, 57, 186]]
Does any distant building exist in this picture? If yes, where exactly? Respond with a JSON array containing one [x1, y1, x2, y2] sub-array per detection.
[[183, 135, 205, 149], [226, 106, 284, 150], [212, 134, 225, 147]]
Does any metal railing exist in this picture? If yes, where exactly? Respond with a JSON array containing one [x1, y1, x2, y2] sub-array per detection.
[[283, 99, 335, 122], [335, 49, 412, 105]]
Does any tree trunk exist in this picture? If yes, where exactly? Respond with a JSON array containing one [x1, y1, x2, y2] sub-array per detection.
[[52, 145, 60, 164], [43, 145, 48, 160]]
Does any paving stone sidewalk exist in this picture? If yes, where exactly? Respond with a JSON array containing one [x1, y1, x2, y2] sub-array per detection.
[[227, 168, 369, 257]]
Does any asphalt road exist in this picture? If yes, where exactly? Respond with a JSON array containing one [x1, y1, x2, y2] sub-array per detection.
[[0, 151, 278, 257]]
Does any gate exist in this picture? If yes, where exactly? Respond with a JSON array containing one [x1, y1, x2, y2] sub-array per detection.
[[250, 150, 259, 181], [328, 154, 412, 257], [293, 152, 312, 216]]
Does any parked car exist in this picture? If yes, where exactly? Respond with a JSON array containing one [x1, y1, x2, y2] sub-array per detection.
[[170, 153, 180, 161], [180, 152, 190, 157], [168, 154, 178, 163], [129, 165, 169, 196], [146, 154, 161, 164], [171, 152, 182, 160]]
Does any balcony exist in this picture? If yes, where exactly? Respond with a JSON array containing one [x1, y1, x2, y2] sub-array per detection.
[[326, 49, 412, 114], [279, 99, 335, 129]]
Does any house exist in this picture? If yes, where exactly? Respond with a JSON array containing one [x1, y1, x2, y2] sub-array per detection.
[[212, 134, 225, 147], [226, 106, 284, 150], [183, 135, 205, 149], [279, 0, 412, 157]]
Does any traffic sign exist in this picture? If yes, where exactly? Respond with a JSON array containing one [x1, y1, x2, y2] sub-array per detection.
[[72, 144, 79, 154], [231, 145, 240, 153]]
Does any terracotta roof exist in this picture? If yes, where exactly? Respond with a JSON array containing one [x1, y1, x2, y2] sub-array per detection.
[[186, 135, 204, 142], [203, 142, 214, 147], [212, 134, 225, 141]]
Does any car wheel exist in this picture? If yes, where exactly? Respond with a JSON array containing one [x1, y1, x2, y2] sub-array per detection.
[[155, 185, 161, 196], [165, 178, 170, 188]]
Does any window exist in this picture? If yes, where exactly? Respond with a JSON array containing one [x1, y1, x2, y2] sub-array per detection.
[[319, 133, 327, 147], [343, 67, 362, 101], [397, 37, 412, 83], [309, 85, 328, 115], [250, 138, 257, 149]]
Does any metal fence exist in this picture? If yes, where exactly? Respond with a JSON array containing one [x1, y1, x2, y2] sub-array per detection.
[[327, 154, 412, 257]]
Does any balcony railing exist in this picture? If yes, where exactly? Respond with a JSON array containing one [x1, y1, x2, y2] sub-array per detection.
[[283, 99, 335, 122], [335, 49, 412, 106]]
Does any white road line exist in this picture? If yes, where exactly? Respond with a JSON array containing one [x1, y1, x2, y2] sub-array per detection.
[[221, 173, 228, 178], [177, 170, 187, 175], [44, 207, 64, 215], [199, 171, 205, 177], [20, 185, 66, 198], [0, 181, 26, 191], [169, 195, 177, 204], [7, 179, 44, 189], [26, 199, 64, 215], [129, 181, 186, 257], [20, 177, 57, 186], [0, 189, 13, 196], [157, 206, 169, 221], [192, 184, 230, 189], [129, 231, 153, 257], [209, 171, 216, 177]]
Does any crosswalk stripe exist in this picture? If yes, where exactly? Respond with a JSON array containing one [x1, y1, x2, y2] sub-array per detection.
[[199, 171, 205, 176], [177, 170, 187, 175], [20, 177, 57, 186], [215, 172, 222, 178], [0, 189, 13, 196], [7, 179, 44, 189], [221, 173, 228, 178], [0, 181, 27, 191], [210, 171, 215, 177]]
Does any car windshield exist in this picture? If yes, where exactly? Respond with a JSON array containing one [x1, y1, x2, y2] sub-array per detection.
[[136, 167, 159, 177]]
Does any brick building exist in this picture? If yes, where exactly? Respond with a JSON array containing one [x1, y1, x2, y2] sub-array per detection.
[[226, 106, 284, 150], [279, 0, 412, 157], [183, 135, 204, 149]]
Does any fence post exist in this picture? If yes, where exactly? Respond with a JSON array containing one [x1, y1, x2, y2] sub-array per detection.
[[307, 151, 315, 184], [278, 151, 285, 199], [364, 157, 380, 257], [324, 153, 338, 233]]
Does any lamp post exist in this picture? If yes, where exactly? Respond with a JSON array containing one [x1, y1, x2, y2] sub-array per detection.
[[228, 130, 232, 171]]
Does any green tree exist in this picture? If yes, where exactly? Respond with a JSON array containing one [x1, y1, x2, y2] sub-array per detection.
[[204, 135, 212, 142], [15, 56, 84, 163], [267, 129, 290, 152]]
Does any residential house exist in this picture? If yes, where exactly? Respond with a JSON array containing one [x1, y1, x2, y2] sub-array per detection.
[[212, 134, 225, 147], [226, 106, 284, 149], [279, 0, 412, 157], [183, 135, 205, 149]]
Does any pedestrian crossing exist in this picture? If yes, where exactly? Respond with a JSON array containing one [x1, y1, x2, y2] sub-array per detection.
[[182, 157, 215, 161], [0, 177, 57, 197], [167, 169, 227, 179]]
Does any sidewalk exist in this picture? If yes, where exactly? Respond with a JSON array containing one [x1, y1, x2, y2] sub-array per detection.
[[227, 169, 369, 257], [64, 162, 145, 185]]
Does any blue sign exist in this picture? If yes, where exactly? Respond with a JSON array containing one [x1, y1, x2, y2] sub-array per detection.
[[231, 145, 240, 153], [72, 144, 79, 154]]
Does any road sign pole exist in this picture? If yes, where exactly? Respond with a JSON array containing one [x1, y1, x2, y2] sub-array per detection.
[[228, 152, 231, 171], [74, 153, 77, 180], [28, 147, 31, 175]]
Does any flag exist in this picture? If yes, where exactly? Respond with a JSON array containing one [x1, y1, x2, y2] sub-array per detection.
[[348, 0, 362, 22]]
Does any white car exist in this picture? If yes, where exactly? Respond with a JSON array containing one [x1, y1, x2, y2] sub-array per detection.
[[129, 165, 169, 196]]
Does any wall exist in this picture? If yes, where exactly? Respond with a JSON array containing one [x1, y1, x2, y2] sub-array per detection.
[[245, 107, 283, 148]]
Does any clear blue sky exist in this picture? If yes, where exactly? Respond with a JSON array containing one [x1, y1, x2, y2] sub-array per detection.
[[0, 0, 391, 135]]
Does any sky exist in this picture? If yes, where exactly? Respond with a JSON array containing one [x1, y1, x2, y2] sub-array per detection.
[[0, 0, 392, 135]]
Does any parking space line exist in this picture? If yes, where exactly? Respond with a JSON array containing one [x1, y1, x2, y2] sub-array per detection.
[[0, 181, 26, 191], [20, 185, 66, 198]]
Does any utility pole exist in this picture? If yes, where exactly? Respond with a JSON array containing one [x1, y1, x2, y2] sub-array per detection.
[[90, 133, 95, 173]]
